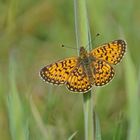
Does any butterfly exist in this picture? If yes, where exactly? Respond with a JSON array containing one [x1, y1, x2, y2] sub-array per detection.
[[39, 39, 127, 93]]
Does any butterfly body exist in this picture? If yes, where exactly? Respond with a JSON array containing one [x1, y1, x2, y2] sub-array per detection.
[[78, 47, 95, 84], [40, 39, 127, 93]]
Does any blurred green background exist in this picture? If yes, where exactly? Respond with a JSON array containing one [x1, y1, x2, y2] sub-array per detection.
[[0, 0, 140, 140]]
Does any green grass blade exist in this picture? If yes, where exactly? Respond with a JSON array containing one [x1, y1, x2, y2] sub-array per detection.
[[113, 113, 124, 140], [7, 54, 29, 140], [74, 0, 94, 139], [124, 50, 140, 140], [67, 131, 78, 140], [83, 93, 94, 140], [30, 96, 48, 140], [95, 112, 102, 140]]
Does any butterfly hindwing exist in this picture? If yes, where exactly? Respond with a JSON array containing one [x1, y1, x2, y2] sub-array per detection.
[[66, 65, 93, 93], [92, 59, 115, 86]]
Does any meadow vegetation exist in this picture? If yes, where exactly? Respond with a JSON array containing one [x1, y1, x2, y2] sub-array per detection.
[[0, 0, 140, 140]]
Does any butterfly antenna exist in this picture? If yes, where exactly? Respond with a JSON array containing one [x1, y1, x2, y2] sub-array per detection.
[[61, 44, 77, 50], [85, 33, 100, 50]]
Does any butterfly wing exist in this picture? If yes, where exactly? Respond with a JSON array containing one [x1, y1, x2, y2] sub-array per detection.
[[40, 57, 78, 85], [90, 40, 126, 65], [92, 59, 115, 86], [66, 65, 93, 93]]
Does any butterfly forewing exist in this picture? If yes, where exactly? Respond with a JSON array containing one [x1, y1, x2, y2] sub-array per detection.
[[90, 40, 126, 65], [40, 57, 78, 85]]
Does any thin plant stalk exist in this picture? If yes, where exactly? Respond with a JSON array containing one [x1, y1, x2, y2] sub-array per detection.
[[124, 50, 140, 140], [7, 54, 29, 140], [74, 0, 94, 140]]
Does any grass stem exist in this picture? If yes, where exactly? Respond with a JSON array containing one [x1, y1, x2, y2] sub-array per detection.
[[74, 0, 94, 139]]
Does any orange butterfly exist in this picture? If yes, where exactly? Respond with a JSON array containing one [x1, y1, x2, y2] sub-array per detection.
[[40, 40, 126, 93]]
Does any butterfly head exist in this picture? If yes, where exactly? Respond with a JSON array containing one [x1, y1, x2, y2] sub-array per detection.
[[79, 46, 88, 59]]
